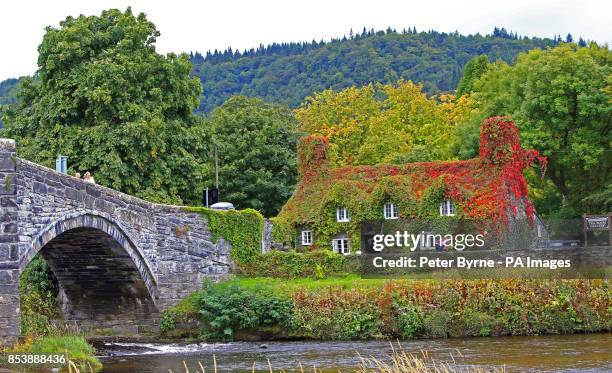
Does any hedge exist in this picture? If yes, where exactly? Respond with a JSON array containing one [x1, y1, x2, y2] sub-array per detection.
[[161, 278, 611, 341]]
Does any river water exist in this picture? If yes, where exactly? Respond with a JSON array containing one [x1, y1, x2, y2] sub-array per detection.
[[95, 333, 612, 372]]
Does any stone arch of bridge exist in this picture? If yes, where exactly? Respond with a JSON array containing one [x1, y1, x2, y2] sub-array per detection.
[[20, 212, 158, 301]]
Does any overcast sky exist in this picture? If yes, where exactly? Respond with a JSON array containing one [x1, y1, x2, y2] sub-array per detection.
[[1, 0, 610, 81]]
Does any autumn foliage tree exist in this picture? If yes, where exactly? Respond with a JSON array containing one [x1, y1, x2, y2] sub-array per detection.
[[295, 80, 475, 167]]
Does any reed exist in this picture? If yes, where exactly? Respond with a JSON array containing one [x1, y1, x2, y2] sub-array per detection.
[[167, 347, 504, 373], [356, 343, 505, 373], [66, 359, 94, 373]]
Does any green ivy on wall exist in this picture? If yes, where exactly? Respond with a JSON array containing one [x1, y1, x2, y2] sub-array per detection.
[[275, 175, 468, 254], [185, 207, 264, 265]]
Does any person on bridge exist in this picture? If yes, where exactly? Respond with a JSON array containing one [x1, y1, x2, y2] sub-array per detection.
[[83, 171, 96, 184]]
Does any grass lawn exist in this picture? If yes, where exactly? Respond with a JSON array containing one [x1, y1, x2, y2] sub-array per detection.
[[217, 275, 411, 293]]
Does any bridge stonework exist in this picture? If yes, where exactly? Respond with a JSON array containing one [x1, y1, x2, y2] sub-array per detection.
[[0, 139, 232, 345]]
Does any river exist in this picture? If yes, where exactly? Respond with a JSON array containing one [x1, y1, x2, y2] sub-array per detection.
[[94, 333, 612, 372]]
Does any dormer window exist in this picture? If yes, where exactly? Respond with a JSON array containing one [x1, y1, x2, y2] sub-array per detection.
[[336, 207, 350, 222], [439, 200, 455, 216], [301, 230, 312, 245], [383, 203, 398, 219]]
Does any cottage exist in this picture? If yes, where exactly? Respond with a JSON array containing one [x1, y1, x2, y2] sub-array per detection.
[[275, 117, 548, 253]]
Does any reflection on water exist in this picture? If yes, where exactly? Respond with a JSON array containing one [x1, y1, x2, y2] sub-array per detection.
[[96, 333, 612, 373]]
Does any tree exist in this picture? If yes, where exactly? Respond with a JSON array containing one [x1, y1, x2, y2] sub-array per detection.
[[2, 8, 206, 204], [295, 81, 473, 167], [206, 96, 300, 216], [467, 43, 611, 215], [296, 85, 381, 166], [456, 55, 490, 96]]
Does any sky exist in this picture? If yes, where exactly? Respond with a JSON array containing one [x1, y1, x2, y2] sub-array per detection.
[[1, 0, 610, 81]]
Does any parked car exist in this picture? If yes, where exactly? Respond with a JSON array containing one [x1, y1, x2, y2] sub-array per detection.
[[210, 202, 235, 211]]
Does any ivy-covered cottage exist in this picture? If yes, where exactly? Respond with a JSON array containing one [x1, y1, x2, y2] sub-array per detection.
[[274, 117, 548, 253]]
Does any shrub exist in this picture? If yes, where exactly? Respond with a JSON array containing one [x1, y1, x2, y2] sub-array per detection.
[[195, 280, 293, 340], [422, 310, 453, 338], [160, 311, 176, 333], [460, 309, 501, 337], [395, 305, 424, 338], [159, 293, 201, 338], [291, 288, 383, 340]]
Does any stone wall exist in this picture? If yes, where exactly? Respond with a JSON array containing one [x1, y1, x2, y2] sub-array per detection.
[[0, 139, 19, 345], [0, 138, 234, 342]]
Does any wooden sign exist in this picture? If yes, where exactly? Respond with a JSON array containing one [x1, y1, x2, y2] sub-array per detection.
[[583, 214, 612, 247], [585, 216, 609, 231]]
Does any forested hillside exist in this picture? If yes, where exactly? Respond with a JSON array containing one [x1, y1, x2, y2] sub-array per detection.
[[1, 27, 563, 117], [190, 27, 560, 112]]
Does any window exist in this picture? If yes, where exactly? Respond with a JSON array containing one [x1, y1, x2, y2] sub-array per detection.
[[439, 200, 455, 216], [383, 203, 398, 219], [301, 230, 312, 245], [336, 207, 350, 222], [333, 238, 350, 255]]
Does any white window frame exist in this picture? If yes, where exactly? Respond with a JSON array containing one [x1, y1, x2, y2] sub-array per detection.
[[336, 207, 350, 222], [383, 203, 398, 219], [301, 230, 312, 245], [332, 238, 350, 255], [439, 200, 455, 216]]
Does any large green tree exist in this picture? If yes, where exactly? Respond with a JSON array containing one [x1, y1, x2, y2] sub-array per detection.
[[456, 55, 490, 96], [2, 8, 206, 204], [206, 96, 300, 216], [462, 43, 611, 215]]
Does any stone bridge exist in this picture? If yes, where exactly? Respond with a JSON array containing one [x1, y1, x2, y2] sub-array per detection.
[[0, 139, 233, 345]]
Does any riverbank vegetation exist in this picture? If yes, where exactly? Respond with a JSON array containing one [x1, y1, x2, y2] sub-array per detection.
[[19, 255, 60, 336], [161, 277, 611, 341], [11, 254, 102, 371], [8, 335, 102, 371]]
